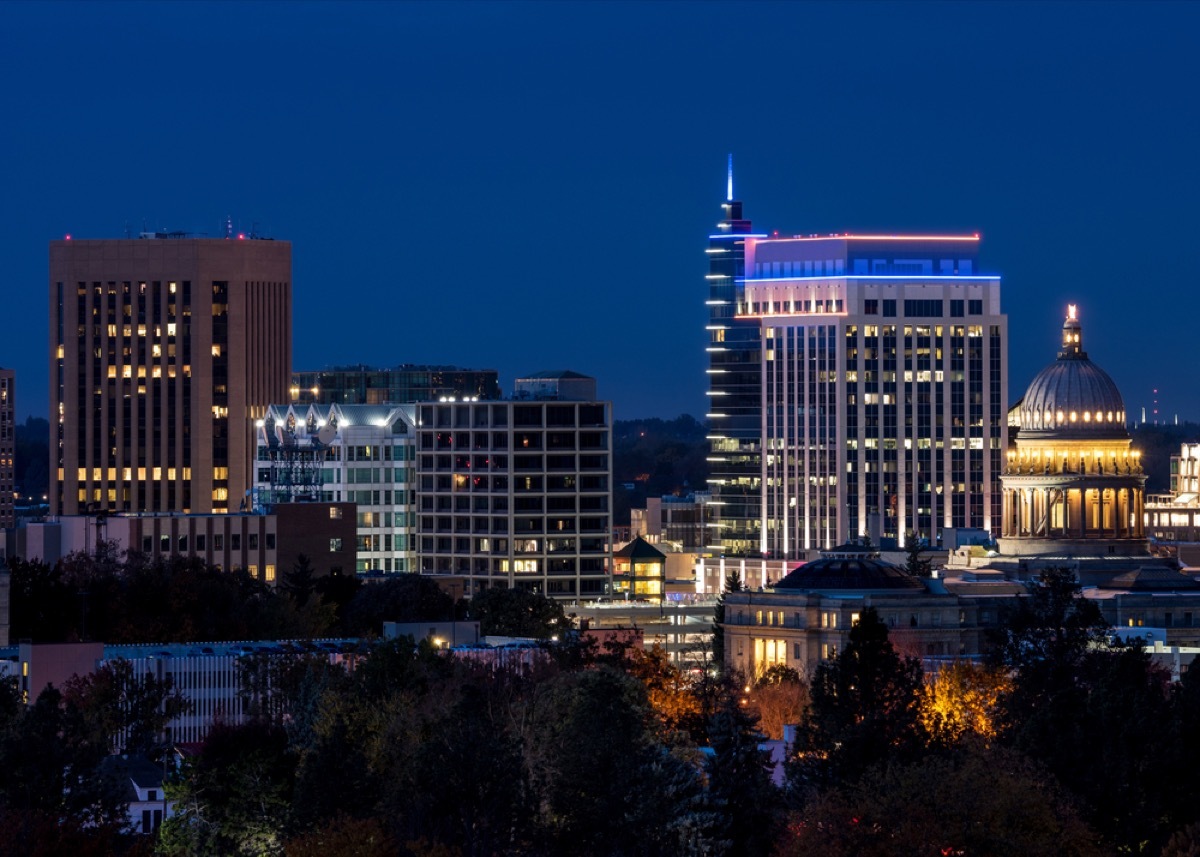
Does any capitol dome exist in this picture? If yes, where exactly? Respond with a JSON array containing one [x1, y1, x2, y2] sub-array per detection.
[[1016, 306, 1127, 439]]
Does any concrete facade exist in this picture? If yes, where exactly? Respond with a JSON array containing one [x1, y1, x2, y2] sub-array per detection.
[[50, 237, 292, 516], [415, 394, 613, 599]]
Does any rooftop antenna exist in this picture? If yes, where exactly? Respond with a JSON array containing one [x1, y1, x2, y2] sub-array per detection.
[[225, 215, 233, 239], [726, 153, 734, 202]]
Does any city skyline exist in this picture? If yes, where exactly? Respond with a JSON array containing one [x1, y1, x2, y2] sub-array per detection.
[[3, 2, 1199, 423]]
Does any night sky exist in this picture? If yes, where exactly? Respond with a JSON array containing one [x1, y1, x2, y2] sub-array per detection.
[[3, 2, 1198, 423]]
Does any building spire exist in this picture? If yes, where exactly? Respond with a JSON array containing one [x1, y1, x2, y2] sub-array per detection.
[[726, 153, 734, 202]]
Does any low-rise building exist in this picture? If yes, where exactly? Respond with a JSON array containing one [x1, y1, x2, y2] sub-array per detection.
[[99, 754, 173, 836], [723, 546, 986, 675], [1146, 443, 1200, 565], [9, 504, 357, 584], [11, 639, 362, 743]]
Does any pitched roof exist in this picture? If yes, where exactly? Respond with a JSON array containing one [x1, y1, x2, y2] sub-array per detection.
[[614, 536, 667, 561]]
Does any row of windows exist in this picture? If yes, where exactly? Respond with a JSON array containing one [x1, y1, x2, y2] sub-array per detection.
[[418, 404, 608, 430], [140, 532, 276, 552]]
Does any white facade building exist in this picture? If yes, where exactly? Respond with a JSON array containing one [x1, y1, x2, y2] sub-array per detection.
[[255, 403, 417, 573], [738, 234, 1007, 553]]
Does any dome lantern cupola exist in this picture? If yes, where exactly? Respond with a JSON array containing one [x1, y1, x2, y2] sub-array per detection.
[[1016, 304, 1126, 439], [1061, 303, 1084, 357]]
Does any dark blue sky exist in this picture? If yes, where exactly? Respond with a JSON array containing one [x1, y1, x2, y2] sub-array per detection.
[[3, 2, 1198, 423]]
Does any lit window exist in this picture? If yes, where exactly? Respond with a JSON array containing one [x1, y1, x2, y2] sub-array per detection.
[[330, 538, 343, 552]]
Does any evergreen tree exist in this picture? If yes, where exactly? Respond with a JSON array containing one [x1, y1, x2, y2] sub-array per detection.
[[792, 607, 925, 792], [711, 573, 743, 670], [281, 553, 316, 606], [705, 678, 780, 856], [902, 531, 932, 578], [468, 586, 567, 639]]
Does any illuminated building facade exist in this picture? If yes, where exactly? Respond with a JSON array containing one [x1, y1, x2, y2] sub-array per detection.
[[722, 545, 986, 674], [290, 365, 500, 406], [998, 306, 1146, 556], [255, 402, 418, 573], [1146, 444, 1200, 558], [612, 535, 667, 602], [705, 159, 766, 556], [0, 368, 13, 528], [414, 378, 612, 599], [50, 237, 291, 515], [743, 234, 1007, 553]]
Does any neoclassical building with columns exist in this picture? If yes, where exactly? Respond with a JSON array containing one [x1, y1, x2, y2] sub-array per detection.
[[997, 306, 1147, 557]]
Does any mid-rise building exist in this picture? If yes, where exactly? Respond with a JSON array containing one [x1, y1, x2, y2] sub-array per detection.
[[291, 365, 500, 406], [50, 235, 292, 515], [415, 373, 613, 599], [0, 368, 12, 529], [255, 403, 417, 573]]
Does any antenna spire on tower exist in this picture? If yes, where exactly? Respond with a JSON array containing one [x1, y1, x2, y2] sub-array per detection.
[[727, 153, 734, 202]]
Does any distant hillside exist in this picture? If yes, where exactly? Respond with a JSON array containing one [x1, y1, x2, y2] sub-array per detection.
[[15, 416, 49, 504], [612, 415, 709, 526]]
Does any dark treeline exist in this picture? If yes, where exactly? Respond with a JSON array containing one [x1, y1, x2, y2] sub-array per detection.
[[11, 551, 1200, 853], [6, 546, 541, 644], [158, 635, 788, 857], [106, 570, 1200, 855]]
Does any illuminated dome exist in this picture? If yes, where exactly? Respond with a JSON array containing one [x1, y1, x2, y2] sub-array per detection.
[[1017, 305, 1127, 439]]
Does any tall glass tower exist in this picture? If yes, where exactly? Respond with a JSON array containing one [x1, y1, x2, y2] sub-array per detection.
[[705, 158, 767, 556]]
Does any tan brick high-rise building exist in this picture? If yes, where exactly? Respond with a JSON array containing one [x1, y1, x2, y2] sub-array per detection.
[[50, 237, 291, 515]]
